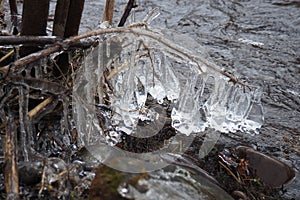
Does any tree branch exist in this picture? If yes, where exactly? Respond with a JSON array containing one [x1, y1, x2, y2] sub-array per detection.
[[0, 36, 63, 45], [118, 0, 137, 27], [0, 22, 247, 88]]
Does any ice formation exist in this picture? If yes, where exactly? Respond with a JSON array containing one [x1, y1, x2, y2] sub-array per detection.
[[73, 25, 264, 146]]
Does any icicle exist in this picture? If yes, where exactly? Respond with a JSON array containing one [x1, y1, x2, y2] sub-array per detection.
[[60, 98, 71, 146], [73, 21, 264, 146], [96, 45, 104, 105], [18, 86, 29, 161], [171, 73, 206, 135], [33, 58, 45, 78], [143, 7, 160, 25]]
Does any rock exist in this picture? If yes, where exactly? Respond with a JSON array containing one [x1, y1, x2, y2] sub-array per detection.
[[18, 161, 43, 186], [236, 146, 295, 187], [89, 154, 235, 200]]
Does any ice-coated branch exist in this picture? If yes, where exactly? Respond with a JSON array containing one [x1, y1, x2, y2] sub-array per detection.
[[0, 23, 145, 76], [1, 22, 245, 88]]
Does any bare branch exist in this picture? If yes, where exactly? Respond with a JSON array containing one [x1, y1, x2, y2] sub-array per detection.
[[0, 22, 246, 87], [118, 0, 137, 27], [28, 97, 53, 119], [0, 36, 63, 45]]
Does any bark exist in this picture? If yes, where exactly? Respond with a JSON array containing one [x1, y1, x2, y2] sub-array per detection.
[[9, 0, 18, 33], [54, 0, 85, 76], [103, 0, 115, 25], [53, 0, 70, 37], [20, 0, 50, 56], [64, 0, 85, 37]]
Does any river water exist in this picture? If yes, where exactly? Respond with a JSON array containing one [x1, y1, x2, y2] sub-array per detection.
[[78, 0, 300, 199]]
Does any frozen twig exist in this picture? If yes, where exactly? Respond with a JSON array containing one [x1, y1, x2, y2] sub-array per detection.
[[0, 23, 144, 76], [0, 21, 246, 87]]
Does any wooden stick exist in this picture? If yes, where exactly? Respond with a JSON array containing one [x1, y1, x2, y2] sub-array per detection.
[[0, 49, 14, 63], [103, 0, 115, 25], [4, 113, 19, 199], [118, 0, 137, 27], [27, 96, 53, 118], [0, 36, 63, 45], [9, 0, 18, 16], [64, 0, 85, 37], [0, 0, 3, 13]]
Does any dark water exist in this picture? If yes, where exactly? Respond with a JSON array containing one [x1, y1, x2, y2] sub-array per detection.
[[79, 0, 300, 199]]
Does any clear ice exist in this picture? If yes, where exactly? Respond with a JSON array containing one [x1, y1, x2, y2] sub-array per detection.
[[73, 25, 264, 146]]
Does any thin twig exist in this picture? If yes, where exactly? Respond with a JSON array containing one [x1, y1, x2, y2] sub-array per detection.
[[106, 60, 128, 80], [219, 161, 242, 185], [0, 23, 145, 76], [118, 0, 137, 27], [0, 49, 14, 63], [39, 159, 47, 195], [27, 97, 53, 119]]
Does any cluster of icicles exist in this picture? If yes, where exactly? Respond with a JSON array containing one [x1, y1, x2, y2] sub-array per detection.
[[73, 26, 264, 147]]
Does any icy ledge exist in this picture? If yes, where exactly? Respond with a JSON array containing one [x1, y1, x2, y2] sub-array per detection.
[[73, 26, 264, 146]]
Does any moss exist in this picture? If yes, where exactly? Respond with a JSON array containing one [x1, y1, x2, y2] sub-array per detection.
[[89, 165, 126, 200]]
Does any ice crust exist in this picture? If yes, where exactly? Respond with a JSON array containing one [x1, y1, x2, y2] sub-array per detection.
[[73, 27, 264, 146]]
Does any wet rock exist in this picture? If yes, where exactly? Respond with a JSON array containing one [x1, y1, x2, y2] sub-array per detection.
[[236, 146, 295, 187], [118, 163, 234, 200], [18, 161, 43, 186], [89, 153, 233, 200]]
